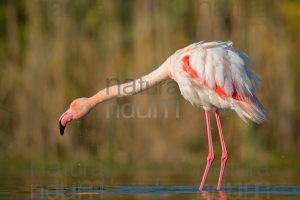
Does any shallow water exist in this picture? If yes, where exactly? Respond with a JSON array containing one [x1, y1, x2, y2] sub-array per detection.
[[1, 165, 300, 200], [4, 185, 300, 200], [51, 185, 300, 198]]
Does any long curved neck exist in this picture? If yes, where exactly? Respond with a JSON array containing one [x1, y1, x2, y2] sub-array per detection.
[[88, 61, 171, 107]]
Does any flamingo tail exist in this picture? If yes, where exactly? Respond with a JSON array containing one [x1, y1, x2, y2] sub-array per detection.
[[233, 96, 266, 124]]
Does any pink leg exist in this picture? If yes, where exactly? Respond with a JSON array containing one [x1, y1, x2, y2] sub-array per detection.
[[215, 110, 228, 190], [199, 110, 214, 191]]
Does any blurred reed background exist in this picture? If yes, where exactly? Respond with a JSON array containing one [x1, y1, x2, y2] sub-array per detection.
[[0, 0, 299, 169]]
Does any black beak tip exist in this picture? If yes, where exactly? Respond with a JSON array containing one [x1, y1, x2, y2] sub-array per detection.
[[59, 120, 65, 136]]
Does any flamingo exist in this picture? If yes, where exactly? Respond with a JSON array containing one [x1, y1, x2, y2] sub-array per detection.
[[59, 41, 266, 190]]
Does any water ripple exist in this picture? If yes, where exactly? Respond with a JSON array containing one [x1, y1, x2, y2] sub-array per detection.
[[59, 185, 300, 196]]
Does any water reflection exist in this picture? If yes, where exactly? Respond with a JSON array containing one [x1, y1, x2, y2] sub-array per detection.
[[48, 185, 300, 196], [201, 191, 227, 200], [2, 184, 300, 199]]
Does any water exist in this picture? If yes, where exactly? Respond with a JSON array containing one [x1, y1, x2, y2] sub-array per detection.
[[5, 185, 300, 199], [53, 185, 300, 199], [1, 165, 300, 199]]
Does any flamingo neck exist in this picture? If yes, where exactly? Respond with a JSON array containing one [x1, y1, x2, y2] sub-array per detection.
[[88, 61, 171, 107]]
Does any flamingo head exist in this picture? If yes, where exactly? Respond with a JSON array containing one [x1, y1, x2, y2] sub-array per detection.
[[59, 98, 91, 135]]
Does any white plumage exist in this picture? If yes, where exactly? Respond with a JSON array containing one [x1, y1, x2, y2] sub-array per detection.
[[170, 41, 266, 123]]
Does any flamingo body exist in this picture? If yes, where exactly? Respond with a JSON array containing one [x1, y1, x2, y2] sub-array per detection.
[[169, 41, 265, 123], [59, 41, 266, 191]]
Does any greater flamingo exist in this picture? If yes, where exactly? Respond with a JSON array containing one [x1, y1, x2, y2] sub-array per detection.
[[59, 41, 266, 190]]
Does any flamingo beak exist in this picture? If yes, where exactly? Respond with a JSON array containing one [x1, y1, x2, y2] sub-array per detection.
[[59, 109, 73, 136], [59, 120, 65, 135]]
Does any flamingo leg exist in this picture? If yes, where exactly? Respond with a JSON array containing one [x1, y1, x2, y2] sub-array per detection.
[[215, 110, 228, 190], [199, 110, 214, 191]]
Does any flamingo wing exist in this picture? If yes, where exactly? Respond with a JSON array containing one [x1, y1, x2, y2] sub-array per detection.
[[189, 41, 259, 100], [171, 41, 266, 123]]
